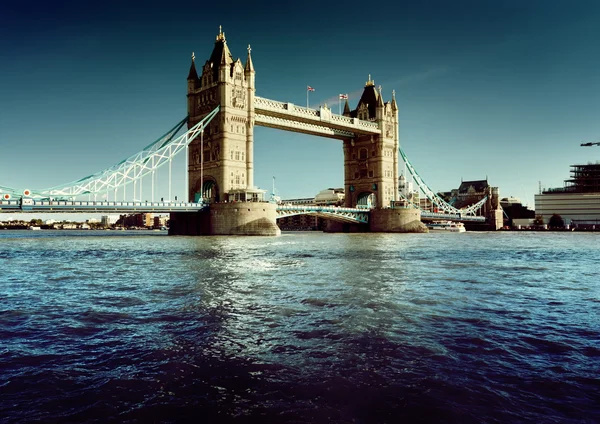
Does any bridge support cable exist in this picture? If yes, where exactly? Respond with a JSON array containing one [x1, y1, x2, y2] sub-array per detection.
[[399, 147, 487, 217], [8, 106, 220, 200]]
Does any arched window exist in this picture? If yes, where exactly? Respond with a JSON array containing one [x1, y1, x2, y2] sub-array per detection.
[[359, 148, 368, 160]]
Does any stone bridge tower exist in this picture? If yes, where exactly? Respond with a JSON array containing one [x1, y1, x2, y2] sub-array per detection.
[[342, 76, 399, 209], [186, 27, 257, 203]]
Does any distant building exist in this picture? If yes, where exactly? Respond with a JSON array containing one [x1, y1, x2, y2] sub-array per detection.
[[535, 163, 600, 228], [436, 178, 500, 216], [153, 215, 169, 228], [101, 215, 119, 226], [278, 188, 345, 230], [314, 188, 344, 205], [117, 213, 154, 228], [500, 197, 535, 227]]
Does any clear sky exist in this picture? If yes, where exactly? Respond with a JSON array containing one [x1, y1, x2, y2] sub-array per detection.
[[1, 0, 600, 211]]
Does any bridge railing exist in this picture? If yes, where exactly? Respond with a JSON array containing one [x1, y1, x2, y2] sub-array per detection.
[[254, 96, 379, 131], [0, 199, 206, 212]]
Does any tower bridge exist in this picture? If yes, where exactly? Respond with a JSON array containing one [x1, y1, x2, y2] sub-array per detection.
[[0, 27, 501, 234]]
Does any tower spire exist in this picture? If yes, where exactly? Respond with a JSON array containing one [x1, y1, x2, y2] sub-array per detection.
[[216, 25, 225, 41], [187, 51, 198, 80], [245, 44, 255, 73]]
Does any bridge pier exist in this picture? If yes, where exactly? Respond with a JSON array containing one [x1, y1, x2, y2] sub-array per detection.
[[169, 202, 280, 236], [369, 208, 428, 233], [322, 208, 427, 233]]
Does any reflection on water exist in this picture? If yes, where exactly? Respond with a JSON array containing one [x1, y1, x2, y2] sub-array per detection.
[[1, 230, 599, 423]]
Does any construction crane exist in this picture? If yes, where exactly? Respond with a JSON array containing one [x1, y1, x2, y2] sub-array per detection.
[[581, 142, 600, 146]]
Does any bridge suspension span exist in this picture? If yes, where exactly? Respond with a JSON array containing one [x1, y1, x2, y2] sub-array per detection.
[[398, 148, 487, 217], [0, 106, 220, 202]]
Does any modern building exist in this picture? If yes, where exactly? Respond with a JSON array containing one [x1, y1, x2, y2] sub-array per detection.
[[535, 163, 600, 227], [101, 215, 119, 227], [500, 197, 535, 228]]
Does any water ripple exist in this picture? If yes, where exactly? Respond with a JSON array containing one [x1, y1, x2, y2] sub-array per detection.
[[0, 230, 599, 423]]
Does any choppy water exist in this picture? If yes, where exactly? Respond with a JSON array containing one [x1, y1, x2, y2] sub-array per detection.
[[1, 230, 599, 423]]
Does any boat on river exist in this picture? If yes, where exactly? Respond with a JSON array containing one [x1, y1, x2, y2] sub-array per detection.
[[426, 220, 466, 232]]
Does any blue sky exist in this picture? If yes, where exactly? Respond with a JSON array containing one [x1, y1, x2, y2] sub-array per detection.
[[1, 0, 600, 211]]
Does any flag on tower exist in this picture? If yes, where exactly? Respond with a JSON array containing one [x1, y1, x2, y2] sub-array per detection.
[[307, 86, 315, 92], [339, 94, 348, 99]]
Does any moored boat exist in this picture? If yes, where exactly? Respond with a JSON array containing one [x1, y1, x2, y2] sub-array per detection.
[[426, 220, 466, 232]]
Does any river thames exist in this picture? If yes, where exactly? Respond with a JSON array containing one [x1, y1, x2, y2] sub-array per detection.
[[1, 230, 598, 423]]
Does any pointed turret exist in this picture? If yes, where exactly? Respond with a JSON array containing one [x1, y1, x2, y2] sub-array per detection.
[[376, 85, 385, 121], [244, 44, 255, 74], [343, 99, 351, 116], [206, 25, 234, 82], [391, 89, 398, 111], [377, 86, 384, 108], [353, 74, 378, 119], [187, 52, 198, 81], [187, 52, 199, 93]]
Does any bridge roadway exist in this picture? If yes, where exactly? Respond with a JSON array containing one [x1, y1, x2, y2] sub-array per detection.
[[0, 199, 485, 224], [421, 211, 485, 223], [0, 200, 372, 223], [254, 96, 380, 139], [0, 199, 206, 214]]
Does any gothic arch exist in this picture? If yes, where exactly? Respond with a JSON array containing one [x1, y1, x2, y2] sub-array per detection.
[[356, 192, 376, 209], [192, 176, 219, 203]]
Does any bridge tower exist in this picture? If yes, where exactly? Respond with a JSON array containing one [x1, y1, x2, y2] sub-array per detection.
[[342, 77, 399, 210], [186, 27, 260, 203], [170, 27, 279, 236]]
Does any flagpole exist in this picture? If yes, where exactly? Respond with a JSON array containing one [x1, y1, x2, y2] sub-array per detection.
[[306, 88, 309, 108], [339, 97, 341, 115]]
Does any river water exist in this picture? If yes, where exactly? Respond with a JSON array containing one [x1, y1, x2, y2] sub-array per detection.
[[1, 230, 599, 423]]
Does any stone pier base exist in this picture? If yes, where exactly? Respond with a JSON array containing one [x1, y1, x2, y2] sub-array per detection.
[[369, 208, 428, 233], [322, 221, 369, 233], [169, 202, 280, 236], [322, 208, 427, 233], [488, 209, 504, 230]]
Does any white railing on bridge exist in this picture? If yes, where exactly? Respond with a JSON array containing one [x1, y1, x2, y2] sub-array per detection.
[[254, 96, 379, 135], [255, 114, 355, 139], [420, 211, 486, 222], [276, 204, 370, 224], [0, 199, 207, 213]]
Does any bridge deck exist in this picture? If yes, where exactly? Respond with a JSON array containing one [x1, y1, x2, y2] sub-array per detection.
[[420, 211, 486, 222], [0, 200, 206, 213], [254, 96, 380, 139]]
